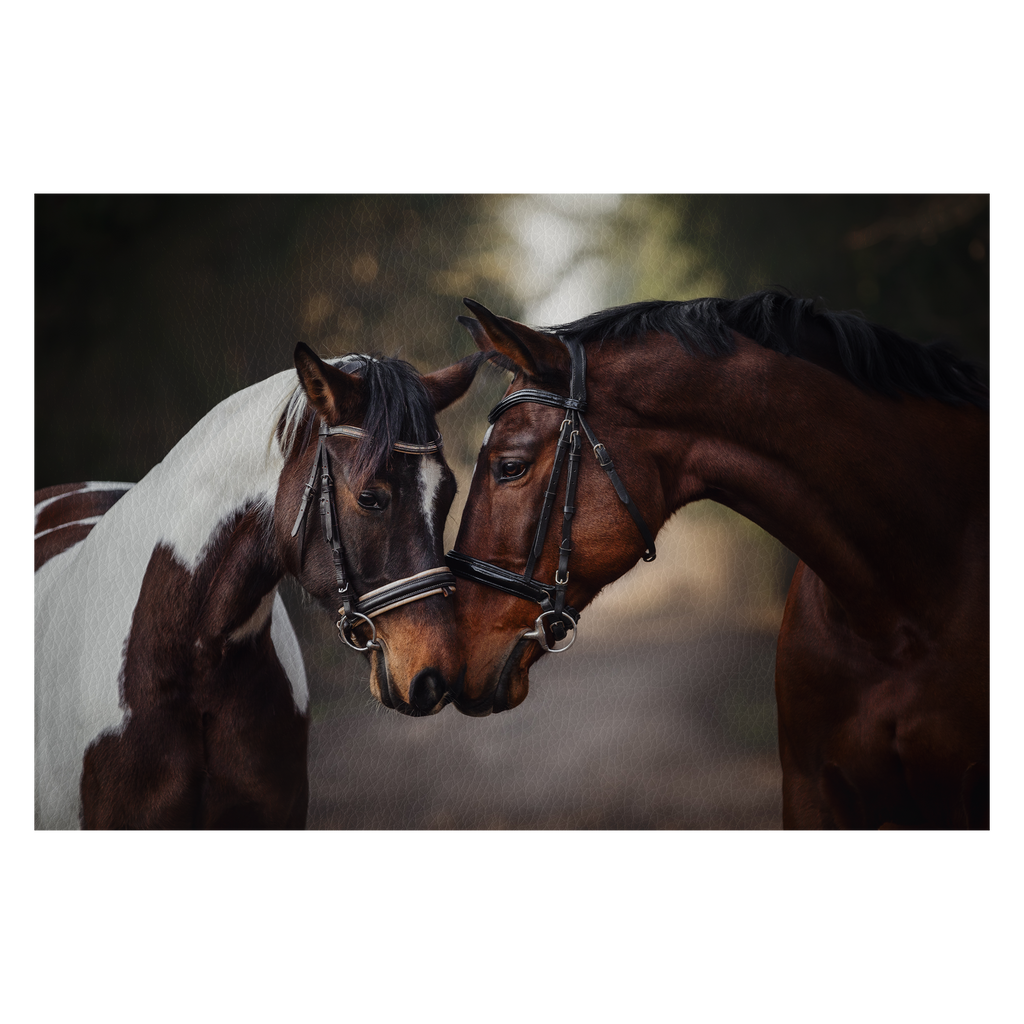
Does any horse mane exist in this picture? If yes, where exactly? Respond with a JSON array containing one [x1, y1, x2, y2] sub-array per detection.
[[278, 354, 439, 488], [543, 290, 988, 409]]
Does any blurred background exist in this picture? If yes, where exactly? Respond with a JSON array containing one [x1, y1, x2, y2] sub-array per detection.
[[35, 194, 989, 828]]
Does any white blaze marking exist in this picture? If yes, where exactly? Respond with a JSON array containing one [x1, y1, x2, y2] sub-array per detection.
[[418, 457, 443, 542], [469, 425, 494, 489]]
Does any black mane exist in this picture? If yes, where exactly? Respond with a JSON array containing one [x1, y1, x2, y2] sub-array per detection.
[[544, 290, 988, 409]]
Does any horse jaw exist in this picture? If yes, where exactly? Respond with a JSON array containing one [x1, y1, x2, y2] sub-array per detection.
[[446, 581, 548, 716], [489, 635, 537, 713]]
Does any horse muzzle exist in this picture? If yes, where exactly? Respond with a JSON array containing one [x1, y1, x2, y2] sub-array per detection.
[[367, 637, 459, 717]]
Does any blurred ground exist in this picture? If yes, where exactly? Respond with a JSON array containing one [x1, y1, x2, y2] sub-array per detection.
[[304, 630, 782, 830], [292, 510, 786, 830]]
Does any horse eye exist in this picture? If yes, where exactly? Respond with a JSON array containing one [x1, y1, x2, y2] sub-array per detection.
[[498, 460, 527, 481], [357, 490, 389, 511]]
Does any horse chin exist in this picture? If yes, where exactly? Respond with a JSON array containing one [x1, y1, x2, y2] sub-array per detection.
[[452, 634, 537, 717]]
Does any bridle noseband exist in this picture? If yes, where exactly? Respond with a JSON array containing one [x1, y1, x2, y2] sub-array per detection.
[[446, 335, 656, 653], [290, 420, 456, 651]]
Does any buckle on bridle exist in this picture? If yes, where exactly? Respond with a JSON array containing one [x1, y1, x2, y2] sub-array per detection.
[[523, 608, 578, 653], [338, 610, 380, 651]]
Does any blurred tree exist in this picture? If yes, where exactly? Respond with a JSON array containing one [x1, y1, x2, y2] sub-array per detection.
[[609, 194, 989, 371], [34, 194, 521, 489]]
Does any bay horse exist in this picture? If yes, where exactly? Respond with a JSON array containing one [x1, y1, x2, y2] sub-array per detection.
[[35, 345, 481, 829], [446, 292, 989, 829]]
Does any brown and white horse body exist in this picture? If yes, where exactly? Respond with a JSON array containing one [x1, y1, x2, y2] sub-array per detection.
[[35, 350, 480, 829]]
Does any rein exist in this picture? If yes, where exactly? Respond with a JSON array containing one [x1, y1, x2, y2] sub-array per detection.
[[290, 420, 456, 651], [446, 335, 656, 653]]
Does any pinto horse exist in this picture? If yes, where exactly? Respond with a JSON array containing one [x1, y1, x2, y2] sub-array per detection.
[[446, 292, 988, 829], [35, 345, 480, 829]]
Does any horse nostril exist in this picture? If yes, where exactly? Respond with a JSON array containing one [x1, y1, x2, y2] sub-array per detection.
[[409, 668, 446, 712]]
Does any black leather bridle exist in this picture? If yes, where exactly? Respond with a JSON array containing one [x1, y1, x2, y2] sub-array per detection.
[[446, 335, 656, 653], [290, 419, 457, 652]]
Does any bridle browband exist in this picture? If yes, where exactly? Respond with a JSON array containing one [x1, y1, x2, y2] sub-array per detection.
[[446, 334, 656, 653], [290, 419, 456, 652]]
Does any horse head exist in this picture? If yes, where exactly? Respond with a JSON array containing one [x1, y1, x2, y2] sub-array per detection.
[[447, 300, 665, 715], [276, 344, 481, 716]]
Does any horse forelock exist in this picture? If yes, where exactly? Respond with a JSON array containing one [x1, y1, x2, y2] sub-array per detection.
[[279, 354, 440, 493], [344, 355, 439, 490], [543, 290, 988, 409]]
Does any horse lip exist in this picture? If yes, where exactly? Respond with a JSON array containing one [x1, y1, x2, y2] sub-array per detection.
[[446, 664, 466, 702]]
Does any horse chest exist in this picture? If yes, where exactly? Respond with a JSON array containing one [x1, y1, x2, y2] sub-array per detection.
[[776, 564, 983, 827]]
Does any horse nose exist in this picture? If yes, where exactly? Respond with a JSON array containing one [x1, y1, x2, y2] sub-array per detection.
[[409, 668, 446, 712]]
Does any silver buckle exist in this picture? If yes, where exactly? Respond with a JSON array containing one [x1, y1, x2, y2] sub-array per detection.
[[523, 609, 578, 653], [338, 611, 380, 651]]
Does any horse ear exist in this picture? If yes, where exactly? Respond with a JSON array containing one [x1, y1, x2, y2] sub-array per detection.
[[460, 298, 570, 382], [293, 343, 361, 424], [421, 352, 486, 412]]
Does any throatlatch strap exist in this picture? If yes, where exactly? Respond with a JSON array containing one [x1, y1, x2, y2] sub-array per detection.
[[576, 415, 657, 562]]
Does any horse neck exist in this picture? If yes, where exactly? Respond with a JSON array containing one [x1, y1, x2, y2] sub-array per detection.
[[107, 371, 295, 649], [613, 334, 988, 634]]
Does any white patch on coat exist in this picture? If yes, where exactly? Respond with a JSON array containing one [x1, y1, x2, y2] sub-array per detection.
[[32, 516, 101, 540], [223, 589, 308, 712], [228, 589, 277, 644], [154, 370, 296, 569], [34, 482, 135, 530], [270, 595, 308, 713]]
